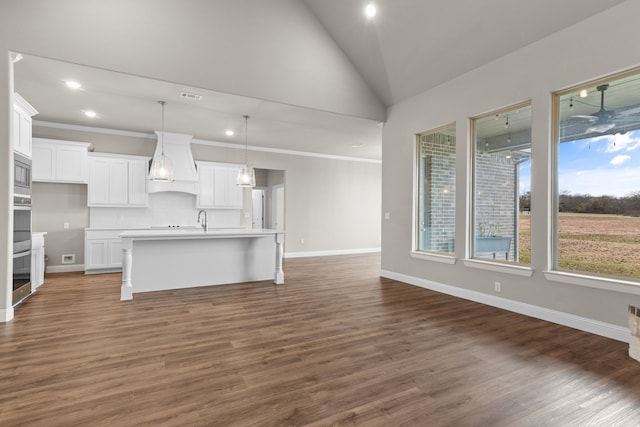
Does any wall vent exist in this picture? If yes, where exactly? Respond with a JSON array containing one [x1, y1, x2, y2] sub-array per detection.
[[179, 91, 202, 101]]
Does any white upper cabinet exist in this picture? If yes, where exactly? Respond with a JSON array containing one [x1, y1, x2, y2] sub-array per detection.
[[12, 93, 38, 158], [88, 153, 149, 207], [128, 159, 149, 206], [32, 138, 90, 183], [196, 162, 244, 209]]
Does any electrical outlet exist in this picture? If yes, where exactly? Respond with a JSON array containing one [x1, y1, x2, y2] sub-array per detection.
[[494, 281, 501, 292], [63, 222, 70, 229], [299, 238, 304, 244], [384, 212, 390, 220]]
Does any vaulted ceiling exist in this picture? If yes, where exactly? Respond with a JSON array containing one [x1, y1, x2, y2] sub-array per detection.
[[304, 0, 627, 107], [8, 0, 628, 160]]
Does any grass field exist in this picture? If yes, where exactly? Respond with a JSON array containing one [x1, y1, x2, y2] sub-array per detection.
[[518, 212, 640, 280]]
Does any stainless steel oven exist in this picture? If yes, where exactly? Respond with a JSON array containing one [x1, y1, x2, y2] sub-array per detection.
[[13, 153, 32, 306]]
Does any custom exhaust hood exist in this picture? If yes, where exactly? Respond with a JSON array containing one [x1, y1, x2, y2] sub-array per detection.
[[148, 131, 198, 194]]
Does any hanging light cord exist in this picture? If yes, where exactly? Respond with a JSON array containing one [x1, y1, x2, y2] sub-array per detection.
[[159, 101, 166, 155], [243, 115, 249, 164]]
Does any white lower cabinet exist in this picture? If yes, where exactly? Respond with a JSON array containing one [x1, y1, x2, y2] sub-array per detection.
[[85, 230, 127, 273], [31, 232, 46, 290]]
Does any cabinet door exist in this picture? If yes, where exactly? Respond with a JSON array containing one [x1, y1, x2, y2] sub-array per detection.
[[226, 167, 243, 208], [32, 143, 56, 181], [57, 145, 87, 183], [128, 160, 149, 206], [11, 109, 21, 153], [86, 239, 109, 269], [213, 167, 228, 207], [108, 239, 123, 268], [31, 247, 45, 289], [18, 112, 32, 157], [88, 157, 110, 205], [197, 164, 215, 208], [108, 158, 129, 205]]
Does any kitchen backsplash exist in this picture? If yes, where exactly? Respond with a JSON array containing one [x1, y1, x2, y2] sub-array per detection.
[[89, 192, 242, 229]]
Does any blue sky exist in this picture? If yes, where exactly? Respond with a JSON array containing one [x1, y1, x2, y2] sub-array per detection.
[[518, 129, 640, 197]]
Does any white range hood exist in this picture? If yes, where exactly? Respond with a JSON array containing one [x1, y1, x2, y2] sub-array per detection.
[[148, 131, 198, 194]]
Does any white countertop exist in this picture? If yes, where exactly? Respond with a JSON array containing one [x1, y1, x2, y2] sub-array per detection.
[[119, 228, 282, 240]]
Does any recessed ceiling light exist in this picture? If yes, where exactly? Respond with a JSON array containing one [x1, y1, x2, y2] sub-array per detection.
[[65, 80, 82, 90], [365, 3, 377, 18], [352, 143, 365, 148], [84, 110, 97, 118], [225, 129, 235, 137]]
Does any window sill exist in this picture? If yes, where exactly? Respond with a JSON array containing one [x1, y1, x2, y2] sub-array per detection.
[[544, 270, 640, 295], [462, 259, 533, 277], [410, 251, 456, 264]]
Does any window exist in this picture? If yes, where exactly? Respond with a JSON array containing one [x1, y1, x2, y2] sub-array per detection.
[[472, 103, 531, 264], [416, 124, 456, 254], [555, 69, 640, 281]]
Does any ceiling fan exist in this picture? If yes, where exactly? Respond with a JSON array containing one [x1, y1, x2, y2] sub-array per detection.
[[572, 84, 618, 133]]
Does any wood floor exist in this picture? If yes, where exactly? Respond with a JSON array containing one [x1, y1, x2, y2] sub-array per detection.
[[2, 254, 640, 426]]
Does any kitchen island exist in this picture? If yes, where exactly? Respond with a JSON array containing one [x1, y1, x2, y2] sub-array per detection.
[[119, 228, 284, 300]]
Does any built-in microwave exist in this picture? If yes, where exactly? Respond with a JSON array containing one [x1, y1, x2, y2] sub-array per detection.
[[14, 152, 31, 200]]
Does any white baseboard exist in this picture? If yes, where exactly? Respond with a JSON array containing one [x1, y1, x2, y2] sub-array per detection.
[[0, 307, 14, 322], [285, 247, 381, 259], [46, 264, 85, 273], [380, 269, 630, 343]]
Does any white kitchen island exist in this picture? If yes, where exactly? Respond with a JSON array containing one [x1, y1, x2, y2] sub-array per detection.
[[119, 228, 284, 300]]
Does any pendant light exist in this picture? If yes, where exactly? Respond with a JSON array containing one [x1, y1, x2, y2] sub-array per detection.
[[237, 114, 256, 187], [149, 100, 174, 182]]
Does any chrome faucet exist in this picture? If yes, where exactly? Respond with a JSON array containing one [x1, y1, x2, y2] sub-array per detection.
[[197, 209, 208, 231]]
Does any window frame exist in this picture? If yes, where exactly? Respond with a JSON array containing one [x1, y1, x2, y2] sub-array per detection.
[[413, 122, 457, 259], [551, 67, 640, 282], [470, 100, 532, 266]]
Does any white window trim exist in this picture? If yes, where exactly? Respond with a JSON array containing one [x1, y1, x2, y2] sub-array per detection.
[[463, 258, 533, 277], [410, 250, 457, 264], [544, 270, 640, 295]]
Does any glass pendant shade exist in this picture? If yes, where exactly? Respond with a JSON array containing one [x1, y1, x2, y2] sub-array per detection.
[[149, 152, 174, 182], [236, 114, 255, 187], [237, 164, 256, 187], [149, 100, 174, 182]]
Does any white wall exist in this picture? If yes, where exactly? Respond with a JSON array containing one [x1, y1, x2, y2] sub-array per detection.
[[381, 1, 640, 337]]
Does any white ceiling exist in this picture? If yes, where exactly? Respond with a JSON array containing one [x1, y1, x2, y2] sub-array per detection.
[[12, 0, 627, 161], [303, 0, 627, 106]]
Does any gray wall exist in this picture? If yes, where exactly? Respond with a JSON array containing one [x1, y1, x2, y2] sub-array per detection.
[[31, 182, 88, 267], [33, 125, 381, 267], [381, 1, 640, 330]]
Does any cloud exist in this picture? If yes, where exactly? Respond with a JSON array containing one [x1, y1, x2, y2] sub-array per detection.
[[611, 154, 631, 165], [603, 131, 640, 153], [559, 166, 640, 197]]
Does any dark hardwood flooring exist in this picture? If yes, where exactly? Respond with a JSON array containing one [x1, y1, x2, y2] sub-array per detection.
[[2, 254, 640, 426]]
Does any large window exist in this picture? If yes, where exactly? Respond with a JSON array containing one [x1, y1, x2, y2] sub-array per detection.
[[416, 124, 456, 254], [472, 103, 532, 264], [555, 69, 640, 281]]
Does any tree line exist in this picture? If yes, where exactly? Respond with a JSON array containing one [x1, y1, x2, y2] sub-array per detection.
[[519, 191, 640, 216]]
